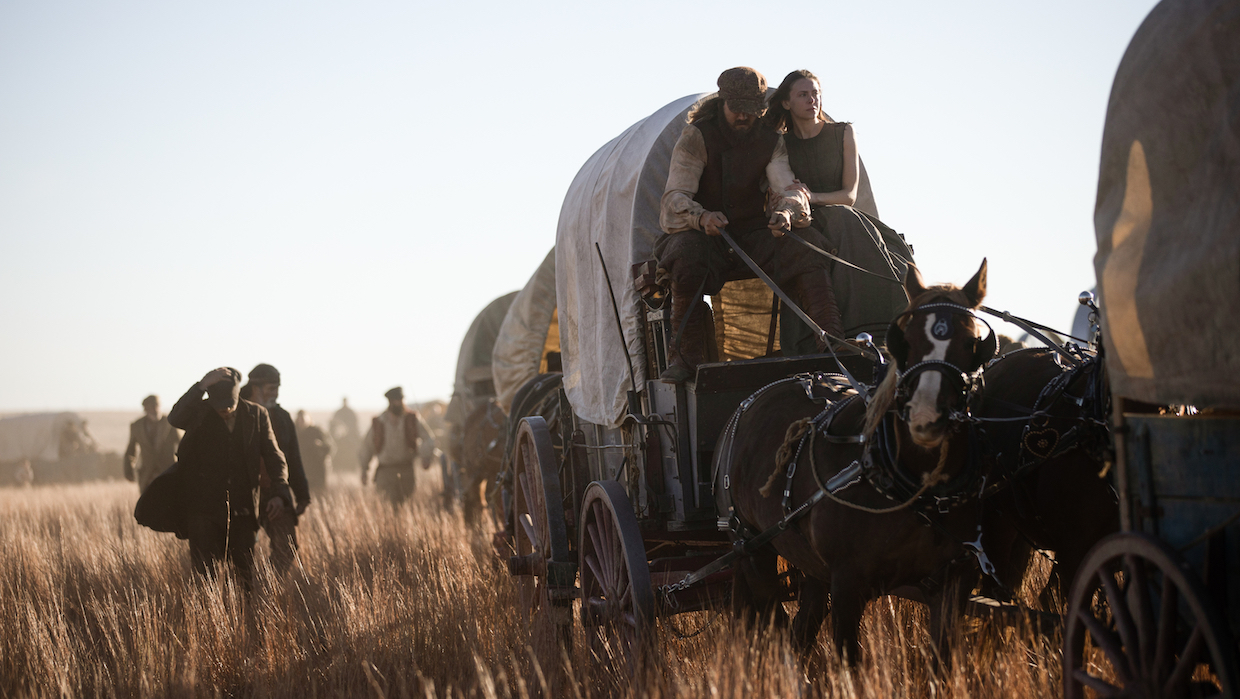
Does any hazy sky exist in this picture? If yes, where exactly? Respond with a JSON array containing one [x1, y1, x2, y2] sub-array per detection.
[[0, 0, 1158, 412]]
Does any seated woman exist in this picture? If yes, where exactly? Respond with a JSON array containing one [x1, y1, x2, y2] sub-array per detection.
[[767, 69, 915, 353]]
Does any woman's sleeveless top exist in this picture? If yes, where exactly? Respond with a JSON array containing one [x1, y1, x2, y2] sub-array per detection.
[[784, 122, 849, 195]]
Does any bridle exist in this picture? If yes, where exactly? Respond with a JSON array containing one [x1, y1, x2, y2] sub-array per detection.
[[885, 302, 999, 421]]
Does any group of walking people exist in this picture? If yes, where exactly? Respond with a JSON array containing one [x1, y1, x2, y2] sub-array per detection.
[[657, 66, 914, 382], [129, 366, 434, 586]]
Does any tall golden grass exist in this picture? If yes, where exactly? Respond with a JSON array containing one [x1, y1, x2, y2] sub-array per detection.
[[0, 479, 1064, 698]]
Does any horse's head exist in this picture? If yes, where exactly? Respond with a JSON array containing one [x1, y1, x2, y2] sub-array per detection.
[[885, 259, 997, 449]]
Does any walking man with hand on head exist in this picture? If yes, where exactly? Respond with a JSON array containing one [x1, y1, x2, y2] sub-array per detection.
[[168, 367, 293, 586], [242, 363, 310, 576], [124, 394, 180, 493], [359, 387, 431, 507]]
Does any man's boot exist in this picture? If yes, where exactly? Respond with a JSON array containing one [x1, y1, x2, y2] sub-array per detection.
[[795, 272, 845, 352], [660, 289, 707, 384]]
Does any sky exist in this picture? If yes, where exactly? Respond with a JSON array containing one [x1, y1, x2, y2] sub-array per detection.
[[0, 0, 1159, 413]]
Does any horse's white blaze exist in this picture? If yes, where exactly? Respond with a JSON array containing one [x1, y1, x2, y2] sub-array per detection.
[[907, 315, 950, 439]]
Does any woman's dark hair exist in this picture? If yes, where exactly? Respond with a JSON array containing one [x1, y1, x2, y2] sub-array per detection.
[[766, 70, 829, 132]]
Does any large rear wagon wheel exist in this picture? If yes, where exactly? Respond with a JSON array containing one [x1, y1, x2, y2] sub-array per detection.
[[508, 418, 574, 687], [579, 480, 654, 676], [1064, 532, 1239, 698]]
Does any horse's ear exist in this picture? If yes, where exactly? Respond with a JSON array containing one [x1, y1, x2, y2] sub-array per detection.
[[885, 322, 909, 369], [963, 258, 988, 308], [904, 263, 928, 299]]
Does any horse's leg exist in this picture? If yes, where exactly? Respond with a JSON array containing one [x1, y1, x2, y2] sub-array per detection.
[[829, 575, 865, 666], [926, 573, 971, 673], [791, 577, 829, 657], [731, 548, 789, 629]]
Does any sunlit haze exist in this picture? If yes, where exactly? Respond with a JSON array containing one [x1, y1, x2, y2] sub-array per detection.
[[0, 1, 1157, 412]]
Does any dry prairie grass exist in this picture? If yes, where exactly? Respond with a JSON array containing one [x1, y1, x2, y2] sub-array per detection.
[[0, 479, 1063, 698]]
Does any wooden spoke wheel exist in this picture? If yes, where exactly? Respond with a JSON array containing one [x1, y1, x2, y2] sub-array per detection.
[[579, 480, 654, 673], [508, 417, 574, 681], [1064, 532, 1239, 698]]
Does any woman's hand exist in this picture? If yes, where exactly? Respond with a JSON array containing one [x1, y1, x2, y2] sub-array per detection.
[[768, 210, 791, 236], [784, 180, 816, 206], [266, 497, 285, 521]]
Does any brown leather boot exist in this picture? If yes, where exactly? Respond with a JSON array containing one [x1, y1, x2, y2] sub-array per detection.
[[794, 272, 845, 352], [660, 290, 708, 384]]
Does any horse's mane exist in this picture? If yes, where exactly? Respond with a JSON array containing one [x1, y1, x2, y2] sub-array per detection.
[[862, 283, 978, 437], [904, 284, 978, 313]]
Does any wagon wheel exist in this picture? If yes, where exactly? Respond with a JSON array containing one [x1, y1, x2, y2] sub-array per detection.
[[579, 480, 655, 675], [508, 417, 574, 683], [1064, 532, 1239, 698]]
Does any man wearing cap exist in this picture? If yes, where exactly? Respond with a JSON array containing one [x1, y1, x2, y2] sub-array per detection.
[[655, 66, 844, 383], [358, 387, 431, 506], [124, 394, 180, 493], [242, 363, 310, 576], [167, 367, 293, 584]]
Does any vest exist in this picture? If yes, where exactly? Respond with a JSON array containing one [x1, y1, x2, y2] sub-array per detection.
[[693, 116, 780, 235], [785, 122, 847, 199], [372, 411, 421, 454]]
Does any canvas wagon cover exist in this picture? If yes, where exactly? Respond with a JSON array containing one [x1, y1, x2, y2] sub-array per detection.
[[492, 248, 559, 413], [557, 94, 880, 427], [1094, 0, 1240, 408], [0, 412, 81, 462], [446, 291, 518, 426]]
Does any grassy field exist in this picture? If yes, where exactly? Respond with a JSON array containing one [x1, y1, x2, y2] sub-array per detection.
[[0, 477, 1065, 698]]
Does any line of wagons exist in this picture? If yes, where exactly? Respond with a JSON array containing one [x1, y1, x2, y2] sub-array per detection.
[[443, 10, 1240, 694]]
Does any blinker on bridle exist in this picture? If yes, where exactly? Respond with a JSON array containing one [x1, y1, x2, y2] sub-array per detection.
[[886, 302, 999, 413]]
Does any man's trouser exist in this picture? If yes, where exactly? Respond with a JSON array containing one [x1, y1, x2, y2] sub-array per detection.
[[262, 506, 298, 575], [187, 512, 258, 586], [374, 461, 416, 506]]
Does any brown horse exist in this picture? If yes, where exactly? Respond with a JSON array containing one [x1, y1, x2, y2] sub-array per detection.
[[458, 399, 508, 526], [718, 260, 1001, 663]]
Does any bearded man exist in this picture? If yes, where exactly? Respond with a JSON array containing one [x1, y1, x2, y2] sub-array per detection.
[[656, 66, 843, 383], [242, 363, 310, 575]]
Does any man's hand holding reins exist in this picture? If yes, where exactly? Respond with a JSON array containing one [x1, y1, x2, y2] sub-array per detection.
[[700, 211, 728, 236]]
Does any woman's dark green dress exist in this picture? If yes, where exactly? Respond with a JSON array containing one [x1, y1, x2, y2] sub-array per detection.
[[781, 122, 915, 352]]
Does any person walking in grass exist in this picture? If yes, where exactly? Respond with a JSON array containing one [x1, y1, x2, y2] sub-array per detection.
[[358, 387, 431, 506], [241, 363, 310, 576], [167, 367, 292, 585], [124, 394, 180, 493], [296, 409, 332, 491]]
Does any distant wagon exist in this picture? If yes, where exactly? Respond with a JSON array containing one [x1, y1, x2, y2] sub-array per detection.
[[0, 412, 112, 484]]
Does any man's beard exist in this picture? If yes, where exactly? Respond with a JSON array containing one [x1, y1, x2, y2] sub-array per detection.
[[724, 118, 758, 143]]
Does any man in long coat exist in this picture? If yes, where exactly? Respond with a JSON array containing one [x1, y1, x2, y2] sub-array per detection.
[[167, 367, 293, 584]]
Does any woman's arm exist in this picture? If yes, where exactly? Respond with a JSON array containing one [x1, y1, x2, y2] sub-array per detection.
[[805, 124, 860, 207]]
